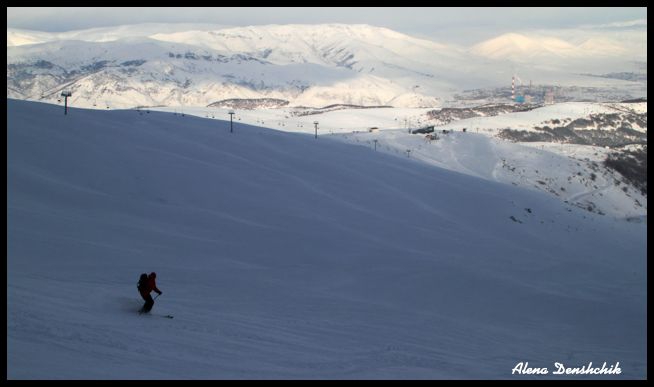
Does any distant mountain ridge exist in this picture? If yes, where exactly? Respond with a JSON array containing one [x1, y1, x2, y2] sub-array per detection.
[[6, 24, 647, 109]]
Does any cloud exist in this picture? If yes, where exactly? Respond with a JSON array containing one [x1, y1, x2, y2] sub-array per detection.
[[579, 18, 647, 29]]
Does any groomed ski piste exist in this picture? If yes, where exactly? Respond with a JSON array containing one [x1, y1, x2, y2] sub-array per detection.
[[7, 99, 646, 379]]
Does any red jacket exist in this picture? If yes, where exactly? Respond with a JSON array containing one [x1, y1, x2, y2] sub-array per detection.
[[139, 276, 161, 298]]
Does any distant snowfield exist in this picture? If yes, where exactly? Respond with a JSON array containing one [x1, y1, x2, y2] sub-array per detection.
[[436, 102, 648, 132], [7, 100, 646, 379]]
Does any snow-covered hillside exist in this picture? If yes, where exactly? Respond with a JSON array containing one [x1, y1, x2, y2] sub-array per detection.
[[7, 23, 647, 109], [333, 129, 647, 219], [7, 99, 646, 379], [149, 101, 647, 220]]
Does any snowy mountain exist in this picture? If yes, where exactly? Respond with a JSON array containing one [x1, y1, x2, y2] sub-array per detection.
[[7, 99, 646, 379], [6, 23, 232, 47], [470, 33, 578, 60], [7, 24, 467, 109], [468, 33, 631, 61], [7, 24, 647, 109]]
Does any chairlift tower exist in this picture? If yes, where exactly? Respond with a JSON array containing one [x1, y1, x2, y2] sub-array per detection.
[[229, 111, 235, 133], [61, 90, 72, 115]]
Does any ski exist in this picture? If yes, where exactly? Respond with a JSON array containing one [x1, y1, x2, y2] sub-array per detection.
[[137, 310, 172, 318]]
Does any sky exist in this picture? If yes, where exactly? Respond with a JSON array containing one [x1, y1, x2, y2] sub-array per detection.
[[6, 7, 647, 44]]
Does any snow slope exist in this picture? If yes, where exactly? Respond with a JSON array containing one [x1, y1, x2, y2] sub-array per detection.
[[332, 129, 647, 219], [151, 102, 647, 219], [7, 99, 646, 379]]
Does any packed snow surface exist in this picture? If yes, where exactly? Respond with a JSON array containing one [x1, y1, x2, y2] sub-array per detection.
[[7, 99, 646, 379]]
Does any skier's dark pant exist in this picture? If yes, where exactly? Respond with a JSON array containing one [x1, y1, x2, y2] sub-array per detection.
[[141, 293, 154, 313]]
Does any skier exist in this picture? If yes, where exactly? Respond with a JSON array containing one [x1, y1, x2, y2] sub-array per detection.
[[138, 272, 162, 314]]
